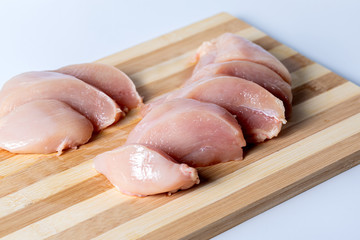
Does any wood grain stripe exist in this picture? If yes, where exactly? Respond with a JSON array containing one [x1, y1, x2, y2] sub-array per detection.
[[144, 136, 360, 240], [0, 152, 94, 198], [93, 114, 360, 239], [0, 174, 113, 237], [291, 63, 331, 89], [130, 51, 194, 88], [282, 53, 314, 73], [292, 72, 347, 105], [0, 161, 97, 218], [288, 81, 360, 126], [195, 149, 360, 240], [46, 194, 185, 240], [0, 156, 43, 178], [2, 189, 126, 240], [104, 18, 250, 75], [185, 150, 360, 239], [253, 36, 281, 50], [269, 45, 298, 61]]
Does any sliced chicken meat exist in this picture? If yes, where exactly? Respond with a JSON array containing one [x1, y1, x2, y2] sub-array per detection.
[[0, 99, 93, 154], [94, 144, 199, 197], [127, 98, 246, 167], [0, 71, 121, 131], [186, 61, 292, 117], [144, 76, 286, 143], [55, 63, 142, 112], [192, 33, 291, 84]]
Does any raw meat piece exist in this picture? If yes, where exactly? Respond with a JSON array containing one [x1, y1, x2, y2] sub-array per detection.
[[186, 61, 292, 117], [0, 71, 121, 131], [143, 76, 286, 143], [192, 33, 291, 84], [55, 63, 142, 112], [127, 98, 246, 167], [0, 99, 93, 154], [94, 144, 199, 197]]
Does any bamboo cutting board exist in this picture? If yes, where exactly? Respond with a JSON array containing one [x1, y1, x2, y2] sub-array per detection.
[[1, 12, 360, 240]]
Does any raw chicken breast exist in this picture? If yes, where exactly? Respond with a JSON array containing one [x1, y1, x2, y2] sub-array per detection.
[[93, 144, 199, 197], [0, 71, 121, 131], [55, 63, 142, 112], [192, 33, 291, 84], [127, 98, 246, 167], [144, 76, 286, 143], [0, 99, 93, 154], [186, 61, 292, 117]]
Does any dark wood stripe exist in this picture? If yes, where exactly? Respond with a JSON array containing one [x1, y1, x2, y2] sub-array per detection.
[[46, 95, 360, 239], [253, 36, 282, 51], [0, 174, 113, 237], [137, 67, 193, 101], [117, 18, 250, 75], [0, 155, 62, 198], [281, 53, 314, 73], [140, 134, 360, 239], [46, 188, 197, 240], [193, 149, 360, 240], [292, 72, 348, 105], [0, 129, 130, 198]]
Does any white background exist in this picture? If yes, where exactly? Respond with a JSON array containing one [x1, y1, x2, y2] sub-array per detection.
[[0, 0, 359, 239]]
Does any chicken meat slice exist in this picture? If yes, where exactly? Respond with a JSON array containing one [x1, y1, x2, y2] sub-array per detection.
[[127, 98, 246, 167], [94, 144, 199, 197], [192, 33, 291, 84], [0, 99, 93, 154], [0, 71, 121, 131], [143, 76, 286, 143], [186, 61, 292, 117], [55, 63, 142, 112]]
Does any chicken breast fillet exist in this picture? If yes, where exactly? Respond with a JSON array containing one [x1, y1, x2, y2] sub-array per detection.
[[55, 63, 142, 112], [143, 76, 286, 143], [192, 33, 291, 84], [186, 61, 292, 117], [127, 98, 246, 167], [94, 144, 200, 197], [0, 71, 121, 131], [0, 99, 93, 154]]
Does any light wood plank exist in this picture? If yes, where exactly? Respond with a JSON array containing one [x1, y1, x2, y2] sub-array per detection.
[[2, 189, 126, 240], [0, 160, 97, 218]]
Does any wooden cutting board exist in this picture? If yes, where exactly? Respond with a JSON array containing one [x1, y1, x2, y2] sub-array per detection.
[[1, 12, 360, 240]]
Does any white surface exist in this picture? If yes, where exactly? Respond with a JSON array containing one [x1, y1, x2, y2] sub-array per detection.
[[0, 0, 359, 239]]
